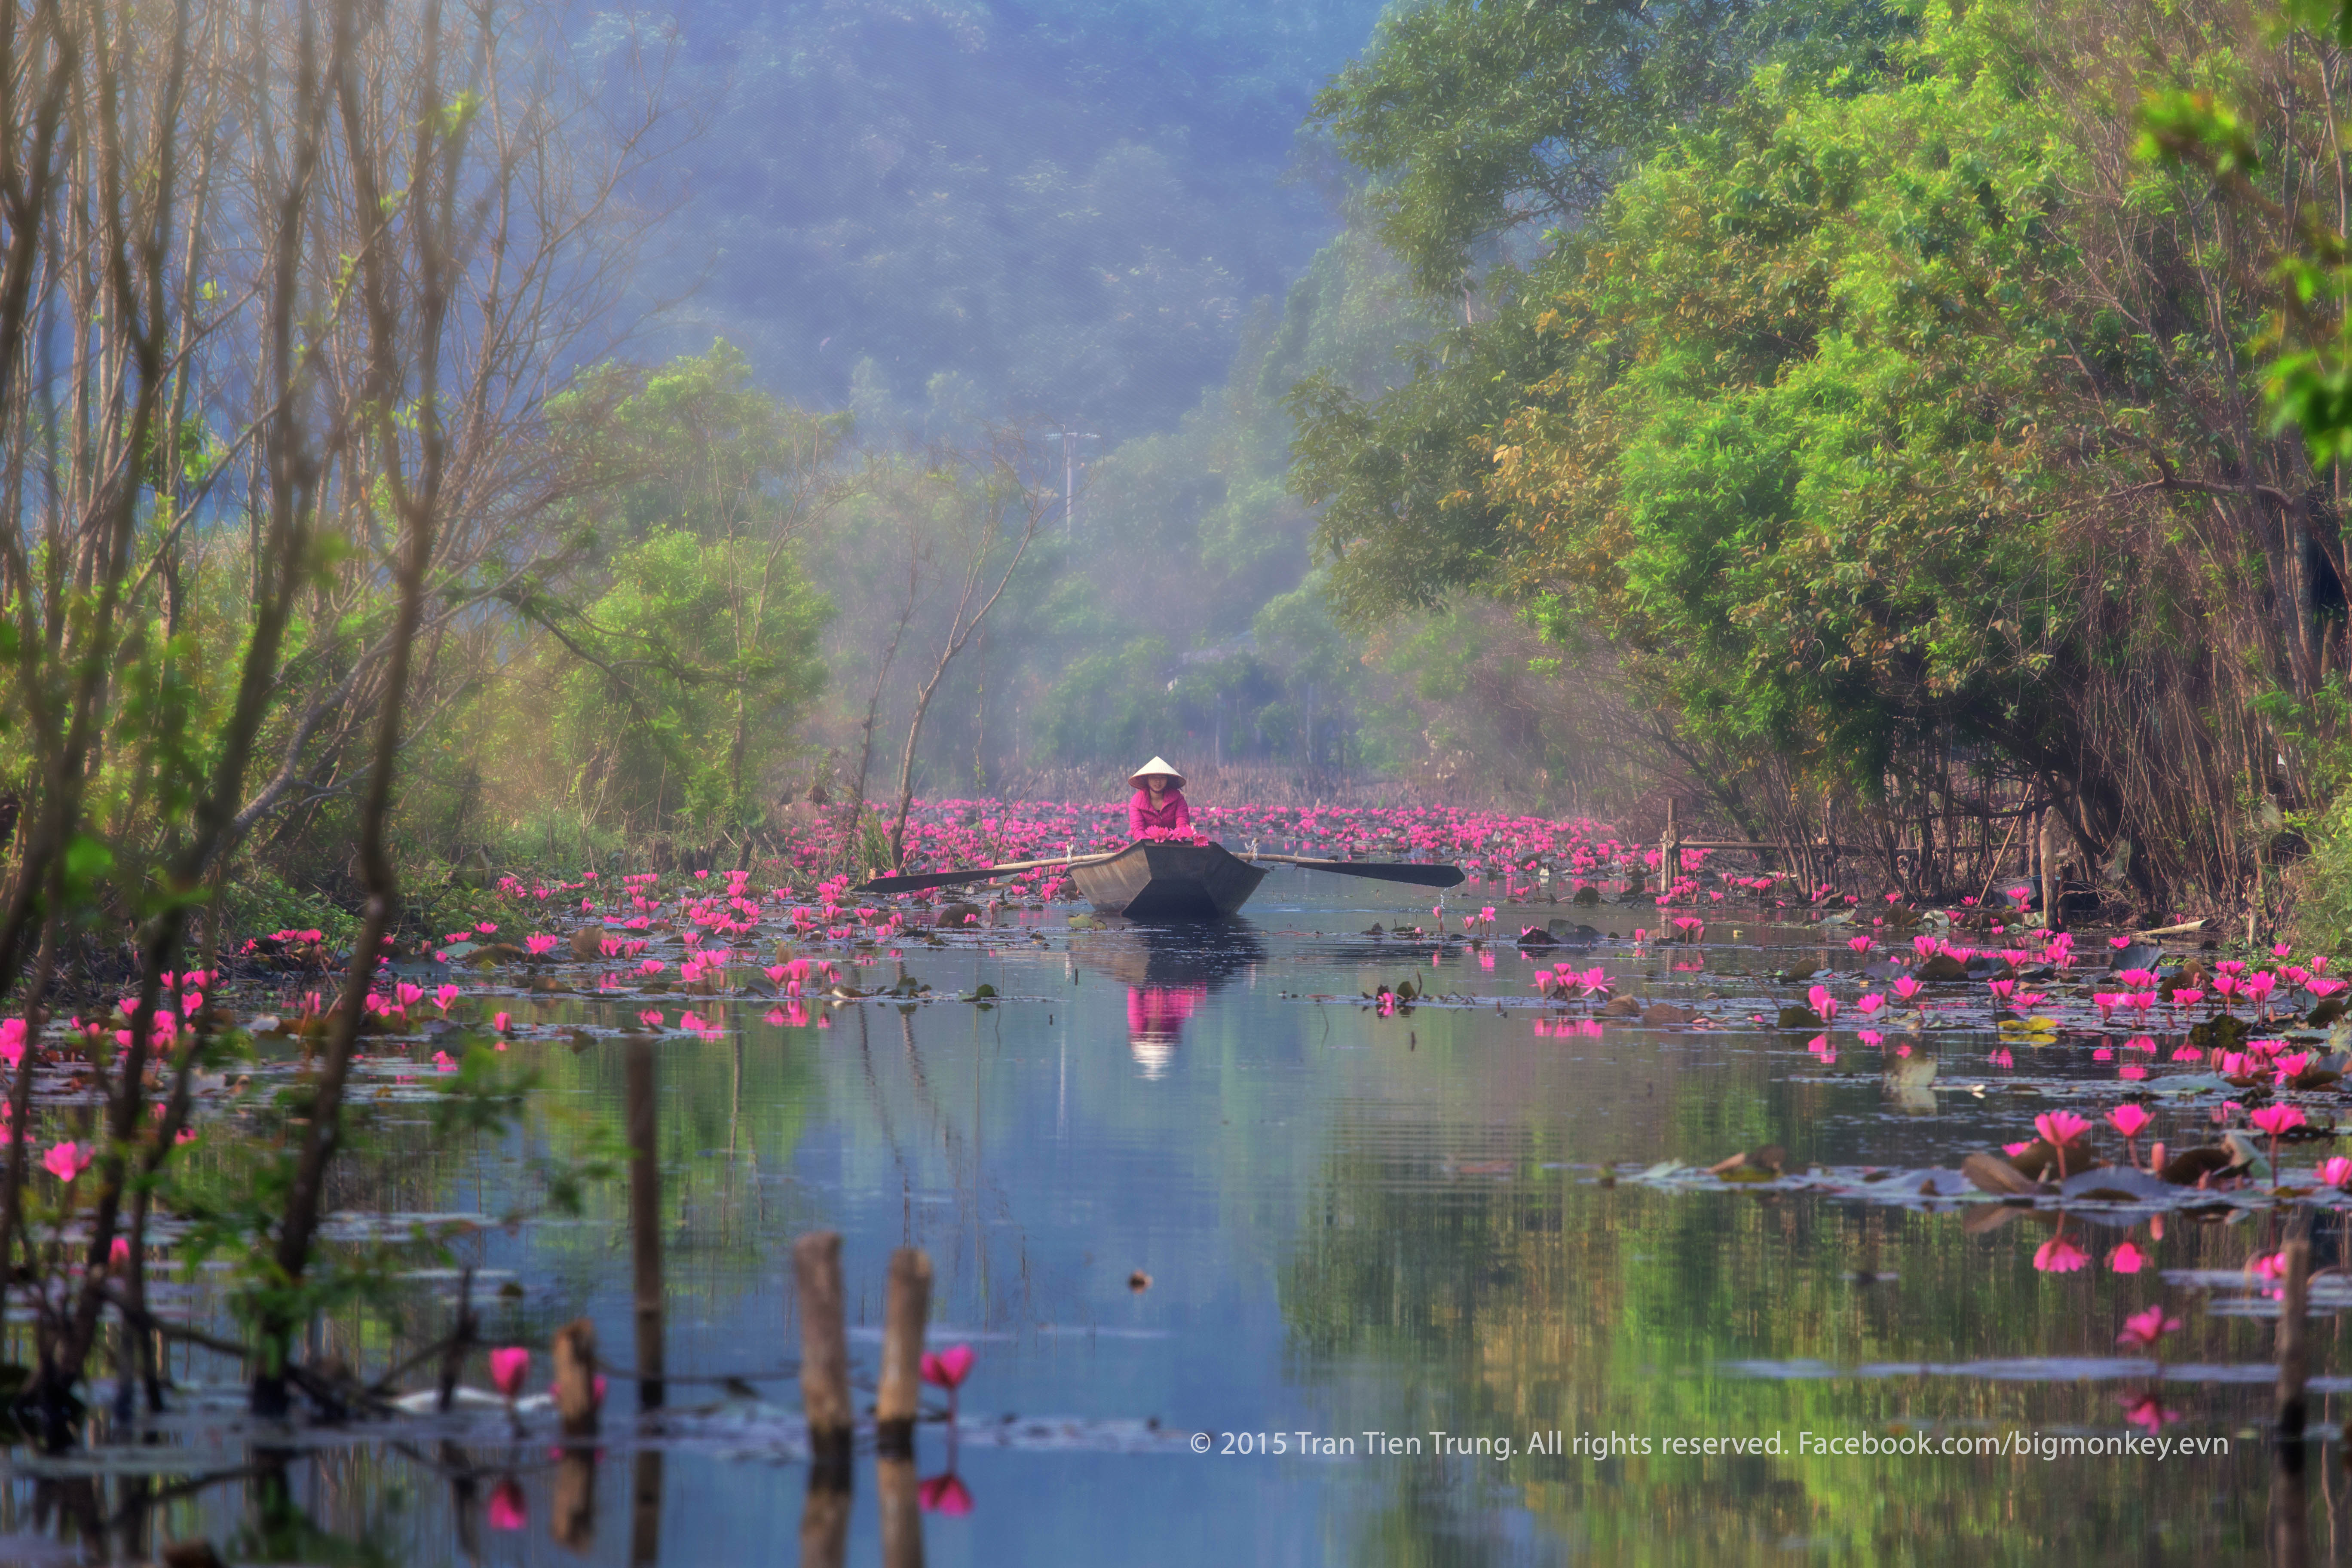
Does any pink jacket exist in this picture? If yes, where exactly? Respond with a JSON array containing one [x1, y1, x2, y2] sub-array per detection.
[[1128, 787, 1193, 838]]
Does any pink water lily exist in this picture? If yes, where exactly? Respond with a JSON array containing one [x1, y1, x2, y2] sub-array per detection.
[[2251, 1104, 2305, 1137], [2034, 1109, 2091, 1147], [921, 1343, 975, 1390], [2033, 1234, 2089, 1273], [43, 1140, 87, 1182], [2117, 1305, 2182, 1350], [489, 1346, 530, 1400]]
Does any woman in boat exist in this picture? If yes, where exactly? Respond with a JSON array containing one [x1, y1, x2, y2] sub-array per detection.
[[1127, 756, 1193, 839]]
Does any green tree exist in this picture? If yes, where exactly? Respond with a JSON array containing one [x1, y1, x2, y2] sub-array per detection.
[[555, 528, 830, 834]]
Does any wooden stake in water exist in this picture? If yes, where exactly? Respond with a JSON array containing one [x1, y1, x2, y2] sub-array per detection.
[[875, 1247, 932, 1458], [553, 1450, 597, 1553], [630, 1450, 663, 1568], [2274, 1232, 2312, 1568], [2038, 808, 2060, 932], [553, 1317, 600, 1437], [627, 1038, 665, 1410], [878, 1454, 925, 1568], [794, 1231, 853, 1487], [800, 1482, 850, 1568]]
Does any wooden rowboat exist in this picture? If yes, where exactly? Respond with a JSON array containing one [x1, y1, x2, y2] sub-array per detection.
[[851, 839, 1461, 913], [1069, 841, 1268, 919]]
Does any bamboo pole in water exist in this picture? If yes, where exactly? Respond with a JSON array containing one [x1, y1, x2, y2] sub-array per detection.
[[878, 1455, 925, 1568], [800, 1482, 851, 1568], [553, 1450, 597, 1552], [876, 1248, 932, 1457], [2274, 1231, 2312, 1568], [627, 1038, 665, 1410], [553, 1317, 600, 1437], [795, 1231, 854, 1486], [630, 1451, 664, 1567]]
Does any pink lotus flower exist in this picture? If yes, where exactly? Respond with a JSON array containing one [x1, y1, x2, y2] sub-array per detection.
[[920, 1343, 975, 1390], [492, 1011, 512, 1033], [2117, 1305, 2181, 1349], [489, 1346, 530, 1399], [2251, 1104, 2306, 1137], [434, 984, 459, 1012], [2321, 1155, 2352, 1188], [1805, 985, 1840, 1023], [43, 1140, 87, 1182], [487, 1476, 527, 1531], [2107, 1104, 2150, 1139], [2108, 1241, 2147, 1274], [2033, 1234, 2090, 1273], [1892, 976, 1922, 1002], [2034, 1110, 2091, 1147], [919, 1473, 974, 1515]]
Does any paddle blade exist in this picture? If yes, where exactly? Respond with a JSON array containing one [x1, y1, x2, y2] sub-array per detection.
[[1297, 860, 1466, 888], [851, 867, 1001, 894]]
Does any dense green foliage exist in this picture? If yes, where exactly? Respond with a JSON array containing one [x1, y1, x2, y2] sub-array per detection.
[[1290, 0, 2352, 909], [554, 527, 831, 832]]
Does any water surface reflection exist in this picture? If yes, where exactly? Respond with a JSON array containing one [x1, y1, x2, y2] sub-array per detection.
[[0, 886, 2324, 1564]]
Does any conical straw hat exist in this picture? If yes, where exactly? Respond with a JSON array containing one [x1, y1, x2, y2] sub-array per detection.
[[1126, 755, 1186, 791]]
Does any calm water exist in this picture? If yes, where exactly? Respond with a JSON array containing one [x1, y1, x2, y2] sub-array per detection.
[[0, 875, 2332, 1565]]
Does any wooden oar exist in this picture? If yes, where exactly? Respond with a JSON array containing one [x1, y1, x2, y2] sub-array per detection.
[[851, 852, 1116, 896], [1243, 851, 1466, 888]]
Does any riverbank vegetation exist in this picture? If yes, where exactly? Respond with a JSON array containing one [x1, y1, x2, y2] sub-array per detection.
[[1292, 0, 2352, 929]]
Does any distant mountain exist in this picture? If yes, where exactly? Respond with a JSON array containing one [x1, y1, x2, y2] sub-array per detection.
[[629, 0, 1390, 439]]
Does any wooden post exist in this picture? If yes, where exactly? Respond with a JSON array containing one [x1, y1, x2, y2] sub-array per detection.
[[552, 1452, 597, 1554], [2038, 808, 2060, 932], [875, 1247, 932, 1457], [2274, 1231, 2312, 1568], [436, 1266, 476, 1413], [878, 1454, 925, 1568], [794, 1232, 853, 1488], [1662, 798, 1681, 898], [800, 1482, 850, 1568], [629, 1450, 663, 1568], [627, 1038, 665, 1410], [552, 1317, 600, 1437]]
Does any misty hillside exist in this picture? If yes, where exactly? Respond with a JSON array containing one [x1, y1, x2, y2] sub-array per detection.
[[641, 0, 1390, 439]]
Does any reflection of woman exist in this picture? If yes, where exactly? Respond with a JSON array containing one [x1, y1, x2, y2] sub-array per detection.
[[1126, 754, 1194, 839], [1125, 983, 1206, 1078]]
